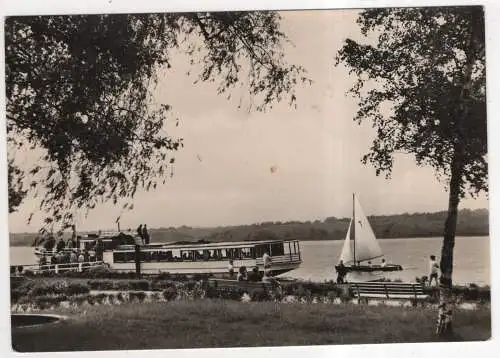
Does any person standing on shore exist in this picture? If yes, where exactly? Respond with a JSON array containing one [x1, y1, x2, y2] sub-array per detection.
[[137, 224, 143, 243], [228, 260, 234, 278], [336, 260, 347, 284], [428, 255, 439, 286], [56, 235, 65, 252], [262, 251, 272, 276], [142, 225, 150, 245]]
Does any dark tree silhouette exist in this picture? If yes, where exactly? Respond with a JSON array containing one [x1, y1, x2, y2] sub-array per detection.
[[336, 6, 486, 337], [5, 12, 308, 228]]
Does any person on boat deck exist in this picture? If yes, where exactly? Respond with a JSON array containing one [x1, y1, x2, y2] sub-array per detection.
[[55, 236, 65, 252], [237, 266, 248, 281], [428, 255, 440, 286], [95, 239, 104, 261], [367, 261, 372, 267], [71, 224, 78, 246], [67, 238, 74, 249], [70, 250, 78, 264], [39, 254, 47, 267], [78, 252, 85, 263], [262, 251, 272, 275], [137, 225, 144, 243], [228, 260, 235, 277], [142, 225, 150, 245]]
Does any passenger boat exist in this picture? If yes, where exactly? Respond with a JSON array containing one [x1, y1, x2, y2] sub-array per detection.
[[104, 239, 302, 276], [335, 194, 403, 282]]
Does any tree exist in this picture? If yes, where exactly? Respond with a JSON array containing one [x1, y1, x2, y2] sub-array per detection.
[[5, 12, 308, 230], [336, 6, 486, 337]]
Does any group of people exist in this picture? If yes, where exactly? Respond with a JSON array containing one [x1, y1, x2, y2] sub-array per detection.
[[37, 226, 105, 268], [227, 251, 273, 282], [136, 224, 150, 245]]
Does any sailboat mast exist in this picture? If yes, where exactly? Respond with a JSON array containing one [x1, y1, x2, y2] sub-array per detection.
[[352, 192, 356, 265]]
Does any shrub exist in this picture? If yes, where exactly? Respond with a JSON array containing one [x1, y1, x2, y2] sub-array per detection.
[[151, 280, 176, 291], [192, 273, 213, 281], [184, 280, 198, 291], [251, 289, 271, 302], [88, 280, 115, 290], [94, 293, 108, 304], [205, 286, 221, 299], [162, 287, 178, 301], [69, 294, 91, 306], [65, 282, 90, 296], [23, 270, 35, 277], [129, 291, 147, 302], [107, 294, 115, 304], [11, 288, 27, 303], [29, 281, 68, 296], [327, 290, 339, 302], [33, 294, 68, 309], [127, 280, 150, 291], [155, 272, 172, 280]]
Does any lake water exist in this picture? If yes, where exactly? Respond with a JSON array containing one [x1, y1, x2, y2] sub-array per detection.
[[9, 236, 490, 285]]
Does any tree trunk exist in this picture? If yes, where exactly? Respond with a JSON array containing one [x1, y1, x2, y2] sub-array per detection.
[[436, 157, 462, 338], [134, 244, 141, 277], [436, 26, 479, 337]]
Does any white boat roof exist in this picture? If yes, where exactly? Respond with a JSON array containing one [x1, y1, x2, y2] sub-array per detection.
[[115, 239, 298, 251]]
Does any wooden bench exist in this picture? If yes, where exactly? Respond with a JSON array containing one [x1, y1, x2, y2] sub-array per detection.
[[350, 282, 429, 305]]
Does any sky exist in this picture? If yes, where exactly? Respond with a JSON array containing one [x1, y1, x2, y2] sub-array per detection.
[[7, 9, 489, 233]]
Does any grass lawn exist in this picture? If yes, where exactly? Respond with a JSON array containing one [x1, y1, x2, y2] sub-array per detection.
[[11, 300, 491, 352]]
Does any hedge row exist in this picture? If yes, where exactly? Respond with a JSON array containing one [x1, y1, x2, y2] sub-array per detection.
[[11, 280, 90, 303], [23, 267, 214, 281]]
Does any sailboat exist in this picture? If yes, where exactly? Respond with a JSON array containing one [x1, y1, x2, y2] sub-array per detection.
[[335, 194, 403, 278]]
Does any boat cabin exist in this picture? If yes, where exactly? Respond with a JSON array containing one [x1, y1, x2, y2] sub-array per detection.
[[106, 239, 302, 275]]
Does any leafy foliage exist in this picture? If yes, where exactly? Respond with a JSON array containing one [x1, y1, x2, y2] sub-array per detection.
[[8, 161, 27, 213], [5, 12, 308, 230], [336, 6, 487, 197]]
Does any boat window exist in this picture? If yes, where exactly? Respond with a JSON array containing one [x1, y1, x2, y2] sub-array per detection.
[[271, 243, 284, 256], [112, 245, 260, 264], [254, 244, 269, 258], [241, 247, 252, 258]]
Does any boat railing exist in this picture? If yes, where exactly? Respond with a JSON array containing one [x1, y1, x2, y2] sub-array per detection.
[[10, 261, 106, 275], [255, 253, 301, 265]]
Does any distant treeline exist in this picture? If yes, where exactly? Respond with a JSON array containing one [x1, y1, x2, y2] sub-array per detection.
[[10, 209, 489, 247]]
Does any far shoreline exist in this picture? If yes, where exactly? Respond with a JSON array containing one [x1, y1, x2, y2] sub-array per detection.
[[9, 233, 490, 247]]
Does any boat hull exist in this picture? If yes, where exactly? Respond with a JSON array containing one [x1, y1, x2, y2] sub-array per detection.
[[335, 264, 404, 283], [103, 252, 301, 276], [335, 264, 403, 273]]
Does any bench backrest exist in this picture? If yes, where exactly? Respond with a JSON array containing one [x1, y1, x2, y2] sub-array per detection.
[[350, 282, 426, 295]]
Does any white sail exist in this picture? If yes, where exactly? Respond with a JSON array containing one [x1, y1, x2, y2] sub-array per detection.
[[353, 195, 383, 262], [338, 219, 354, 264]]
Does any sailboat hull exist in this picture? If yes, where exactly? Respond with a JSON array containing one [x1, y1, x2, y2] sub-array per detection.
[[335, 264, 403, 273], [344, 270, 385, 282]]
